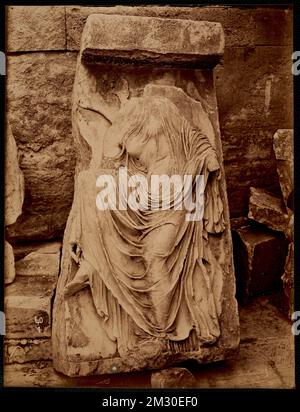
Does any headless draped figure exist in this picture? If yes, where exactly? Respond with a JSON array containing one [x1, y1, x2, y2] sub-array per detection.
[[64, 96, 225, 355]]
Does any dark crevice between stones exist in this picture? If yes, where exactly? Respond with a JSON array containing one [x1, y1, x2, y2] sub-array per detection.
[[82, 50, 222, 70]]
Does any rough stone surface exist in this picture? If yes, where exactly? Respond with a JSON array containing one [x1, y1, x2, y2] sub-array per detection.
[[4, 338, 51, 364], [81, 14, 224, 68], [273, 129, 293, 210], [15, 241, 61, 277], [6, 6, 66, 52], [248, 187, 289, 232], [13, 241, 62, 261], [281, 241, 294, 317], [232, 225, 288, 303], [66, 6, 292, 50], [6, 53, 77, 241], [281, 212, 294, 318], [5, 275, 57, 339], [5, 123, 24, 227], [151, 367, 196, 388], [12, 241, 58, 262], [5, 241, 16, 285], [66, 8, 293, 217]]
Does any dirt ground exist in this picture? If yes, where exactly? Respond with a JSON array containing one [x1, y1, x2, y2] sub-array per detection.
[[3, 295, 295, 389]]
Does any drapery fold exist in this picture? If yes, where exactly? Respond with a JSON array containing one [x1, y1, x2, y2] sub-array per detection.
[[67, 115, 225, 356]]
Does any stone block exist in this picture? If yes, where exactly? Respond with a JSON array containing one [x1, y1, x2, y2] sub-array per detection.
[[66, 6, 292, 50], [6, 6, 66, 52], [281, 212, 294, 318], [52, 13, 239, 377], [4, 123, 25, 284], [230, 216, 250, 230], [232, 226, 288, 303], [6, 52, 77, 241], [15, 241, 61, 277], [5, 275, 57, 339], [4, 338, 51, 364], [248, 187, 289, 232]]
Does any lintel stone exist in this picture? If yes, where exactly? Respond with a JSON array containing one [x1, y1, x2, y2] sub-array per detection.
[[81, 14, 224, 68]]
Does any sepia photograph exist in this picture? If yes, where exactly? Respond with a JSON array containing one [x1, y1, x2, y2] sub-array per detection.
[[1, 2, 297, 398]]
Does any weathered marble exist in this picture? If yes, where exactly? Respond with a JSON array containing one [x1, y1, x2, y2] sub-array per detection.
[[6, 6, 66, 52], [4, 338, 51, 364], [5, 275, 57, 339], [273, 129, 293, 209], [3, 296, 295, 388], [5, 123, 24, 227], [248, 187, 289, 232], [6, 53, 77, 241], [4, 240, 61, 366], [282, 239, 294, 317], [15, 241, 61, 278], [52, 13, 239, 377]]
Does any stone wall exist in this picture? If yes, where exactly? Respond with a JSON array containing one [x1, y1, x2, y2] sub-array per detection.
[[6, 5, 293, 242]]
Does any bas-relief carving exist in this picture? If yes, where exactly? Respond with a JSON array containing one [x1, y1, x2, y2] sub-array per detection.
[[52, 17, 239, 377]]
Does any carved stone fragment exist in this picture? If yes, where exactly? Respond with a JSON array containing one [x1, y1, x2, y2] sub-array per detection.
[[5, 123, 24, 227], [15, 242, 61, 278], [4, 338, 51, 364], [52, 13, 239, 376], [248, 187, 289, 232]]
